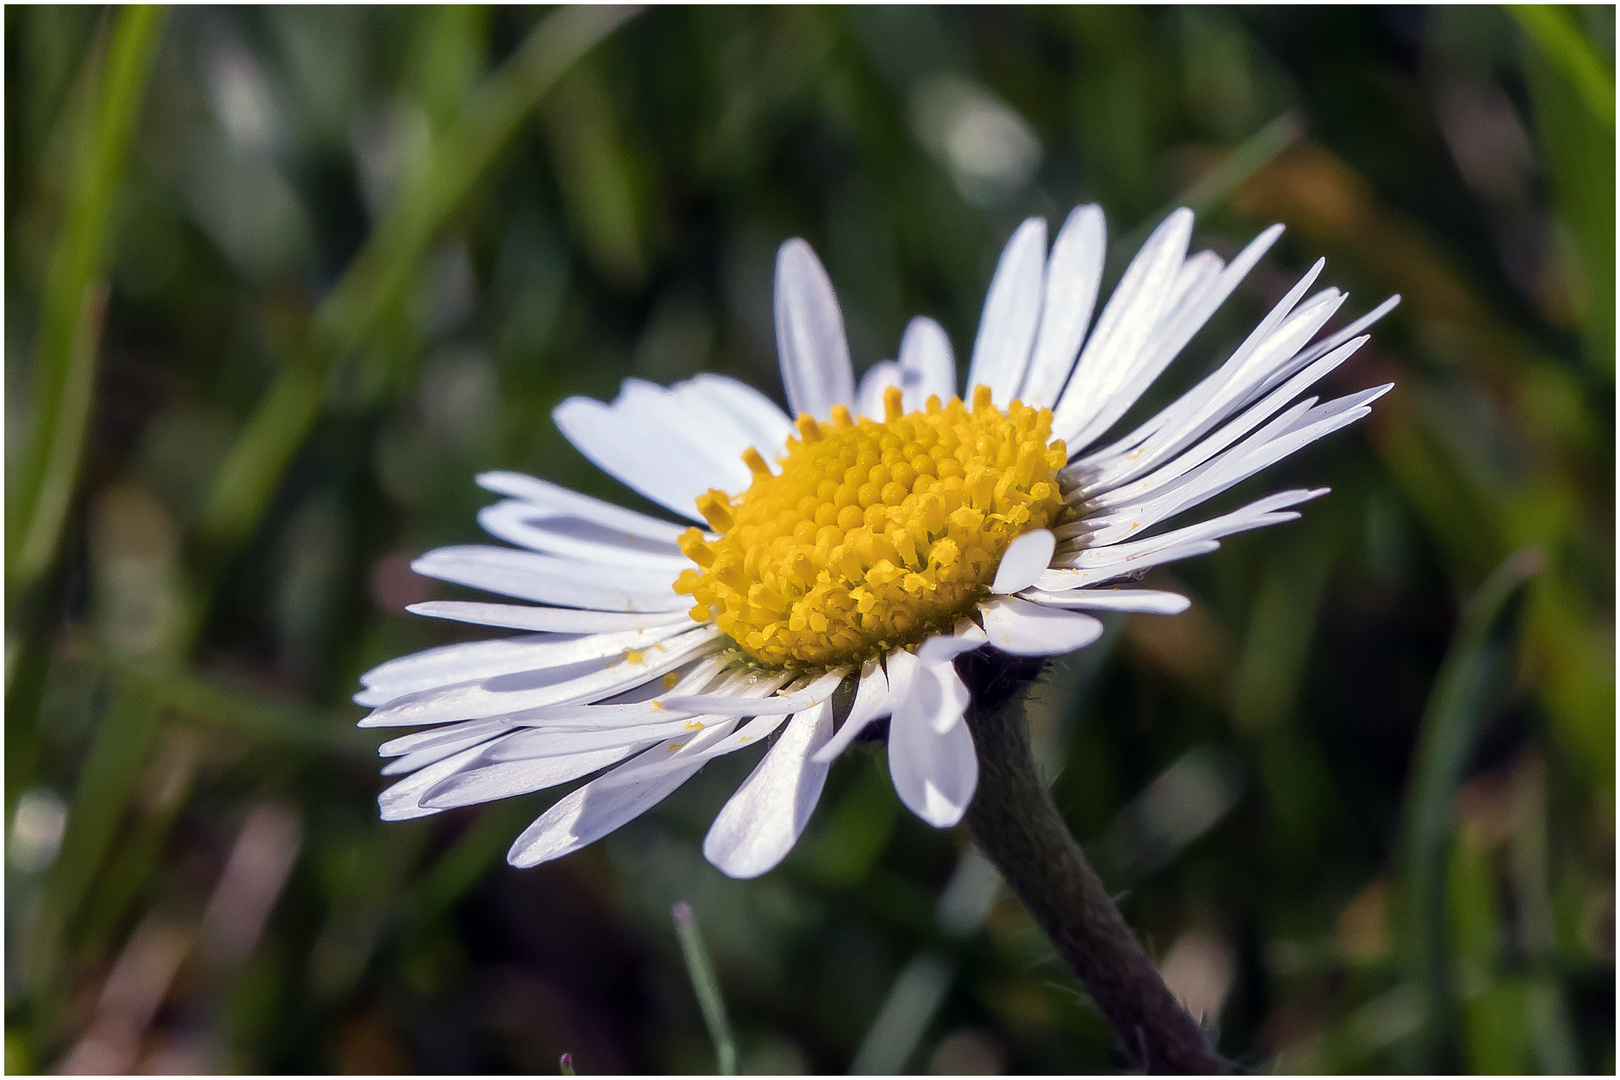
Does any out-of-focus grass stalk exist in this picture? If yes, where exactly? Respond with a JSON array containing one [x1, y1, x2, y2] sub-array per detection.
[[407, 802, 534, 929], [5, 5, 166, 604], [1514, 5, 1616, 379], [200, 5, 640, 556], [544, 62, 646, 288], [5, 11, 167, 957], [1507, 5, 1616, 129], [672, 901, 738, 1075], [1399, 548, 1543, 1071], [144, 661, 374, 759], [1115, 108, 1305, 265], [1176, 108, 1307, 218], [30, 677, 162, 989], [850, 952, 955, 1075]]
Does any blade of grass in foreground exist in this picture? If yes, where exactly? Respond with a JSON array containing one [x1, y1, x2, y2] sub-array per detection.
[[1400, 548, 1543, 1071], [1514, 4, 1616, 378], [200, 5, 640, 557], [29, 677, 162, 992], [1117, 107, 1305, 262], [6, 5, 167, 603], [673, 901, 738, 1075], [1507, 5, 1615, 129]]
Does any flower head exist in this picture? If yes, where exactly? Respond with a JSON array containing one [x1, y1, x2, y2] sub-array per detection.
[[358, 206, 1395, 879]]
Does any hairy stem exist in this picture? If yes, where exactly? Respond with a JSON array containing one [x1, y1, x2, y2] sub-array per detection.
[[958, 654, 1225, 1074]]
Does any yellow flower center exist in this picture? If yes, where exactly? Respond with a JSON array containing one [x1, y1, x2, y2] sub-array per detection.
[[674, 385, 1069, 669]]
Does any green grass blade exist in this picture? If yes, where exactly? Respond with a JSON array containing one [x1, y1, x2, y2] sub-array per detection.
[[200, 5, 640, 555], [1120, 107, 1305, 257], [28, 675, 162, 989], [408, 803, 534, 927], [672, 901, 738, 1075], [146, 663, 373, 759], [1399, 548, 1544, 1071], [1176, 108, 1307, 218], [1508, 5, 1616, 129], [850, 952, 955, 1074], [1515, 6, 1616, 377], [7, 5, 167, 598]]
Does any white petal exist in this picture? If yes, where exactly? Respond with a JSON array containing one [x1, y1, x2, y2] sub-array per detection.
[[357, 622, 690, 705], [1060, 488, 1324, 570], [968, 218, 1047, 407], [359, 625, 722, 727], [1037, 490, 1323, 591], [1018, 588, 1190, 615], [506, 714, 787, 867], [678, 374, 795, 457], [703, 699, 835, 879], [506, 748, 710, 868], [1073, 226, 1296, 469], [1071, 225, 1285, 454], [658, 668, 846, 716], [1086, 338, 1363, 509], [476, 471, 693, 544], [1036, 538, 1221, 591], [1148, 225, 1283, 371], [1052, 208, 1193, 447], [990, 529, 1056, 594], [1118, 285, 1346, 477], [1079, 257, 1329, 474], [979, 596, 1105, 656], [857, 361, 903, 419], [1082, 352, 1381, 546], [883, 649, 921, 708], [420, 745, 636, 810], [406, 601, 692, 635], [1073, 394, 1321, 548], [531, 705, 786, 780], [504, 666, 780, 732], [379, 719, 508, 759], [1252, 295, 1400, 401], [477, 500, 692, 570], [410, 545, 688, 612], [888, 661, 977, 826], [551, 395, 717, 524], [1128, 392, 1378, 524], [1018, 204, 1105, 408], [486, 718, 709, 759], [661, 376, 789, 468], [812, 659, 891, 764], [379, 721, 509, 776], [1057, 250, 1224, 450], [620, 379, 760, 482], [638, 712, 788, 775], [1313, 294, 1402, 356], [775, 238, 854, 420], [897, 316, 957, 408], [917, 620, 989, 665], [378, 744, 489, 821]]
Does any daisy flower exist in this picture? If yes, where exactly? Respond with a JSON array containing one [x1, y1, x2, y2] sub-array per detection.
[[358, 205, 1395, 879]]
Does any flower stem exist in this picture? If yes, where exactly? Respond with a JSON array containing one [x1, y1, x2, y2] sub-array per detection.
[[960, 661, 1226, 1074]]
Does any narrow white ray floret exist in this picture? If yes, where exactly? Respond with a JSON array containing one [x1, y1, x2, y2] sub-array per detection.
[[359, 205, 1396, 880]]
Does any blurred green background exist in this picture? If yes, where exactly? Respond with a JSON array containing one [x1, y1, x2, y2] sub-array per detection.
[[5, 4, 1614, 1074]]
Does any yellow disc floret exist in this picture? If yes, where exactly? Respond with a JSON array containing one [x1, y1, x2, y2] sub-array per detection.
[[674, 384, 1069, 668]]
